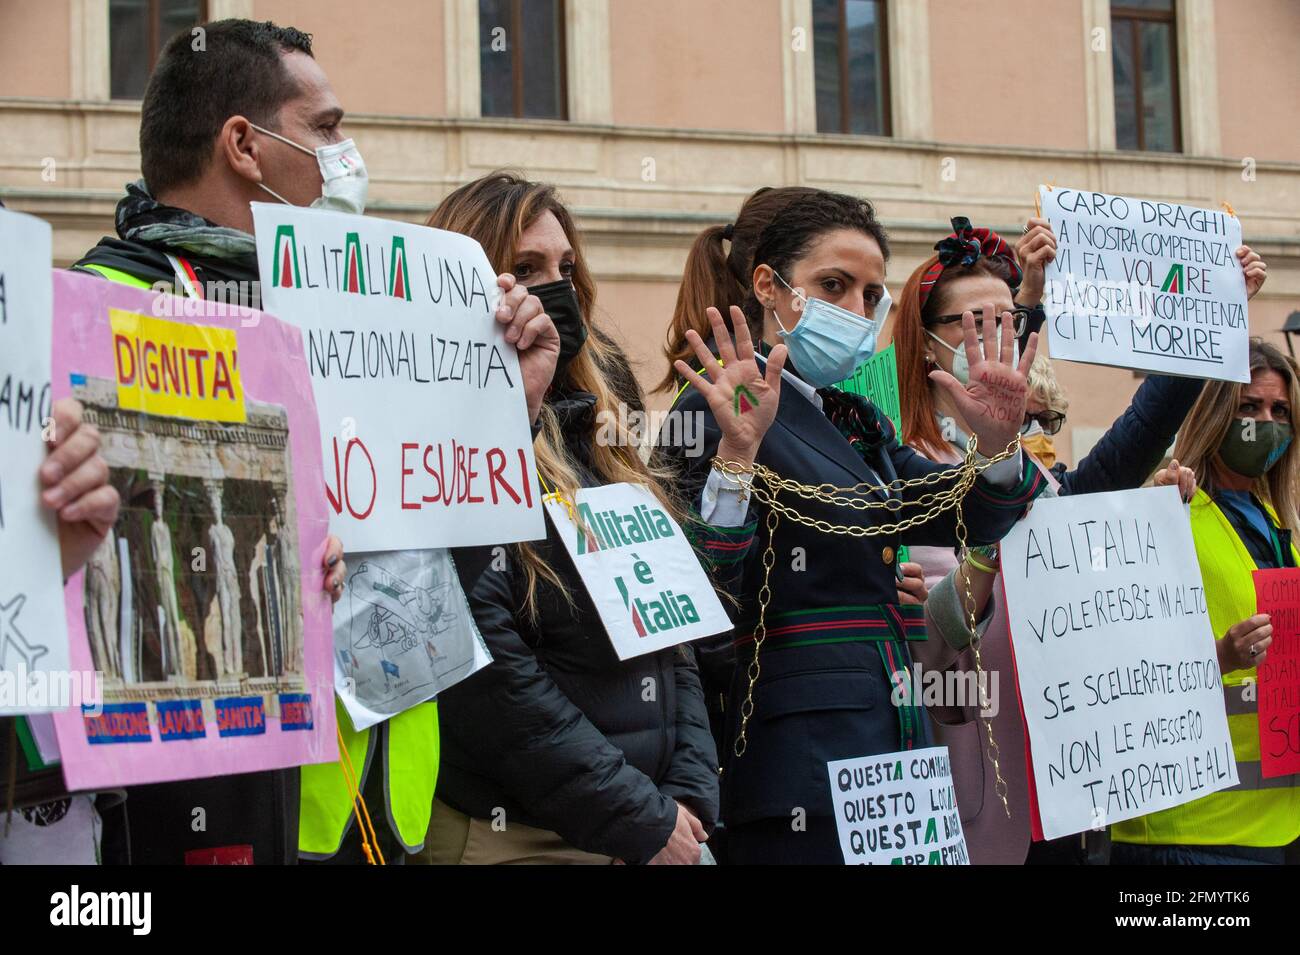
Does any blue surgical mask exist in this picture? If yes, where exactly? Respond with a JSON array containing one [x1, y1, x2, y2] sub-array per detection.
[[770, 271, 890, 387]]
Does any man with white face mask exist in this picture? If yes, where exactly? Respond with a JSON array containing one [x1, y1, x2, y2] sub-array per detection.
[[69, 18, 557, 866]]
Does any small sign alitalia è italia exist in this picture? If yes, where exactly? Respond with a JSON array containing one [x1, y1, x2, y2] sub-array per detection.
[[543, 482, 732, 660]]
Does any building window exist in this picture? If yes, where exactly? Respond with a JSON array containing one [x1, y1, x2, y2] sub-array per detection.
[[109, 0, 206, 100], [479, 0, 567, 120], [813, 0, 890, 136], [1111, 0, 1181, 152]]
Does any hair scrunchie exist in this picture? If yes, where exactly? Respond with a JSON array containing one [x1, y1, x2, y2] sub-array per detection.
[[721, 222, 735, 242], [918, 216, 1022, 309]]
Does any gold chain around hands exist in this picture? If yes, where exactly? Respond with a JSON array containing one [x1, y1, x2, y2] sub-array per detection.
[[717, 434, 1019, 818]]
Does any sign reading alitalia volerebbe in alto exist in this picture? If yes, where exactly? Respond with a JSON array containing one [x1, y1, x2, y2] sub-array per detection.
[[253, 204, 545, 553], [544, 483, 732, 661]]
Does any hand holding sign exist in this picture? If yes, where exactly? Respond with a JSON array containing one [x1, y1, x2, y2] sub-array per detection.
[[1237, 245, 1267, 300], [40, 398, 121, 579], [928, 305, 1039, 455], [1014, 216, 1058, 306], [674, 305, 786, 465], [494, 273, 559, 425], [1219, 613, 1273, 671]]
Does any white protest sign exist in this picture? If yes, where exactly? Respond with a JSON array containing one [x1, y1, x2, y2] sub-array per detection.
[[253, 203, 545, 551], [1002, 486, 1238, 840], [334, 548, 491, 730], [543, 483, 731, 660], [828, 747, 969, 865], [1040, 185, 1249, 382], [0, 210, 71, 714]]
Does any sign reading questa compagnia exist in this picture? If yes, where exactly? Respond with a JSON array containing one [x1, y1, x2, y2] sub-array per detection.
[[543, 482, 732, 661]]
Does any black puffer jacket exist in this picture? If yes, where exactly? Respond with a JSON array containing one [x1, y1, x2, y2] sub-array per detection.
[[437, 391, 732, 864]]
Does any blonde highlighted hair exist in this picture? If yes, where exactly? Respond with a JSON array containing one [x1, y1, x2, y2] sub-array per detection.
[[1172, 338, 1300, 531], [427, 171, 691, 616]]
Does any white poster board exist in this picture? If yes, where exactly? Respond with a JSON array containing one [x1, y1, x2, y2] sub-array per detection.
[[253, 203, 545, 551], [333, 548, 491, 730], [1002, 486, 1239, 840], [0, 210, 71, 714], [827, 746, 969, 865], [1040, 185, 1248, 382], [543, 482, 731, 660]]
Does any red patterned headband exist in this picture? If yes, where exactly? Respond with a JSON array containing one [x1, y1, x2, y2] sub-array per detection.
[[918, 216, 1022, 309]]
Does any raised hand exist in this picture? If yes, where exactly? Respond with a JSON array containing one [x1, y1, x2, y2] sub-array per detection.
[[928, 305, 1038, 457], [1236, 246, 1267, 300], [673, 306, 786, 466], [1014, 216, 1057, 305]]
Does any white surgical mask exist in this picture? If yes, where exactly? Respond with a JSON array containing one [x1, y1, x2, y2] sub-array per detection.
[[252, 123, 369, 215], [927, 326, 1018, 387]]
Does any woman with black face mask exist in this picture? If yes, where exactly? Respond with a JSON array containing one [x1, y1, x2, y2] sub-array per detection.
[[414, 172, 753, 864], [1110, 338, 1300, 865]]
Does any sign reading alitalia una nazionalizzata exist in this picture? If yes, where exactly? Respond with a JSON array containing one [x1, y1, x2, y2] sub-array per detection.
[[253, 203, 545, 553], [543, 482, 732, 661]]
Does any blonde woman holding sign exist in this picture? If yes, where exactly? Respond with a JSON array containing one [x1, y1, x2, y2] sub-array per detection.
[[417, 172, 757, 864], [1110, 338, 1300, 865]]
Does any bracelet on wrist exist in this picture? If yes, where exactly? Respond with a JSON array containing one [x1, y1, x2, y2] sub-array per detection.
[[965, 552, 999, 575]]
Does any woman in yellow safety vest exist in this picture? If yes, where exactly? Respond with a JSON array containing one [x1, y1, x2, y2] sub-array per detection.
[[1111, 338, 1300, 864]]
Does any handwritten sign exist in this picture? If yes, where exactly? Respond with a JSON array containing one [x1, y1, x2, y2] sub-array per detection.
[[253, 204, 545, 552], [543, 482, 731, 660], [1040, 185, 1248, 382], [1002, 486, 1238, 839], [827, 746, 969, 865], [1252, 568, 1300, 778], [50, 271, 336, 789], [0, 210, 70, 715]]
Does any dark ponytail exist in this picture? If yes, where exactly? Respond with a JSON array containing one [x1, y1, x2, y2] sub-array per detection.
[[660, 186, 821, 393]]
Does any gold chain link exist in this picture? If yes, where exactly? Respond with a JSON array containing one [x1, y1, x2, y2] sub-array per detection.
[[721, 433, 1019, 819]]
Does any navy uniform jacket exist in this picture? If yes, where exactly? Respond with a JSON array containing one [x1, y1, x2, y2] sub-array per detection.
[[660, 374, 1044, 850]]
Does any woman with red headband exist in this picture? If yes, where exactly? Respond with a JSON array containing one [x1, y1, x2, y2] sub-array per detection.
[[897, 214, 1268, 864]]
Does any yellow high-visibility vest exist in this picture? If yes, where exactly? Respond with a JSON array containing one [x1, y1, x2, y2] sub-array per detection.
[[1112, 488, 1300, 847], [299, 699, 439, 858]]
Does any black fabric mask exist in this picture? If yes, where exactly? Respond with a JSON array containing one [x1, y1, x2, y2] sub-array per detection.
[[531, 278, 588, 383]]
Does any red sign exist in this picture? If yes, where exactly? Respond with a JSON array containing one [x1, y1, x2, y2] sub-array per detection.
[[1252, 569, 1300, 778]]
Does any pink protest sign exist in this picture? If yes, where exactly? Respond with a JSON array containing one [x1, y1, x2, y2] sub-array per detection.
[[50, 269, 337, 789], [1252, 568, 1300, 779]]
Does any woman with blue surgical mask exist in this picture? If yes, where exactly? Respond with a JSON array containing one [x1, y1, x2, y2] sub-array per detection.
[[657, 189, 1048, 864]]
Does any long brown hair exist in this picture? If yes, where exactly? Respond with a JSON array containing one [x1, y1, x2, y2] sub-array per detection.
[[428, 171, 690, 615], [895, 254, 1018, 459], [659, 186, 820, 392], [1172, 338, 1300, 531]]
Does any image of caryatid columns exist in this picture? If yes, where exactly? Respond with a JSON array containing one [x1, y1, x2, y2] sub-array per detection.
[[205, 479, 244, 681], [149, 477, 185, 681], [84, 526, 121, 681], [270, 490, 301, 678]]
